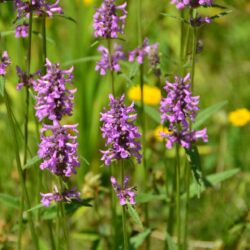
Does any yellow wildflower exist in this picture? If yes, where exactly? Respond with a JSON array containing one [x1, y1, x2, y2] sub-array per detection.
[[128, 85, 161, 106], [83, 0, 93, 5], [228, 108, 250, 127], [153, 125, 172, 142]]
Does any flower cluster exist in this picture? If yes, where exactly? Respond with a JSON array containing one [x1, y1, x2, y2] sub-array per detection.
[[93, 0, 127, 39], [160, 73, 208, 149], [33, 59, 75, 121], [190, 15, 211, 27], [129, 38, 158, 65], [96, 44, 125, 75], [0, 51, 11, 76], [171, 0, 213, 9], [15, 0, 63, 19], [110, 176, 136, 206], [33, 59, 80, 206], [16, 66, 40, 90], [15, 24, 29, 38], [41, 186, 80, 207], [100, 94, 142, 166], [38, 123, 80, 177]]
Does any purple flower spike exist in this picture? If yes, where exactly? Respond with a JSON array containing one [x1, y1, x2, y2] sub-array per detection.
[[38, 123, 80, 177], [93, 0, 127, 38], [0, 51, 11, 76], [160, 73, 208, 149], [171, 0, 213, 9], [15, 24, 29, 38], [190, 15, 212, 27], [95, 44, 125, 75], [41, 186, 80, 207], [110, 176, 136, 206], [100, 94, 142, 166], [128, 38, 158, 65], [33, 59, 76, 122], [15, 0, 63, 19]]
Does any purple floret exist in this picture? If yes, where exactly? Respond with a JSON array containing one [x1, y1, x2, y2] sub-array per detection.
[[95, 44, 125, 75], [93, 0, 127, 39], [110, 176, 136, 206], [100, 94, 142, 166], [15, 0, 63, 19], [16, 66, 40, 90], [160, 73, 208, 149], [33, 59, 76, 122], [171, 0, 213, 9], [38, 122, 80, 177], [128, 38, 158, 65], [41, 186, 80, 207], [0, 51, 11, 76], [15, 24, 29, 38]]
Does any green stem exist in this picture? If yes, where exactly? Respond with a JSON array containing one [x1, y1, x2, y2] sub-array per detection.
[[180, 10, 185, 73], [121, 161, 128, 250], [56, 203, 61, 250], [110, 165, 117, 250], [47, 221, 56, 250], [107, 39, 115, 96], [4, 90, 39, 250], [190, 10, 198, 90], [42, 14, 47, 68], [183, 162, 190, 250], [17, 194, 24, 250], [175, 144, 181, 250], [137, 0, 150, 247], [24, 9, 33, 165]]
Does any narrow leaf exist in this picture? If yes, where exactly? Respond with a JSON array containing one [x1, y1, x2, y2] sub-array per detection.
[[193, 100, 228, 129], [144, 105, 160, 123], [26, 203, 44, 213], [130, 229, 151, 249], [62, 56, 99, 67], [161, 13, 189, 24], [185, 145, 205, 197], [55, 14, 77, 24], [165, 232, 177, 250], [210, 10, 232, 20], [22, 155, 41, 170], [127, 203, 144, 229], [0, 193, 20, 209], [182, 168, 240, 199]]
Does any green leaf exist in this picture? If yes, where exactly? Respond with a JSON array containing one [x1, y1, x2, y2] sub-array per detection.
[[210, 10, 232, 20], [0, 193, 20, 209], [0, 76, 5, 97], [62, 56, 99, 67], [72, 231, 99, 241], [165, 232, 177, 250], [185, 145, 205, 198], [26, 203, 44, 213], [136, 193, 168, 204], [22, 155, 41, 170], [144, 105, 160, 123], [32, 31, 55, 44], [79, 155, 90, 166], [127, 203, 143, 229], [41, 205, 57, 220], [193, 100, 228, 129], [161, 13, 189, 24], [182, 168, 240, 199], [55, 14, 77, 24], [65, 199, 92, 214], [130, 229, 151, 249]]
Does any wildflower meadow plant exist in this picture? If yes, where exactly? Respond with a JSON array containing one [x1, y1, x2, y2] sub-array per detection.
[[0, 0, 241, 249]]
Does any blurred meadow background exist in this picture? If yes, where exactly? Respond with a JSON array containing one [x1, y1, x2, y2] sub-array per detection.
[[0, 0, 250, 249]]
